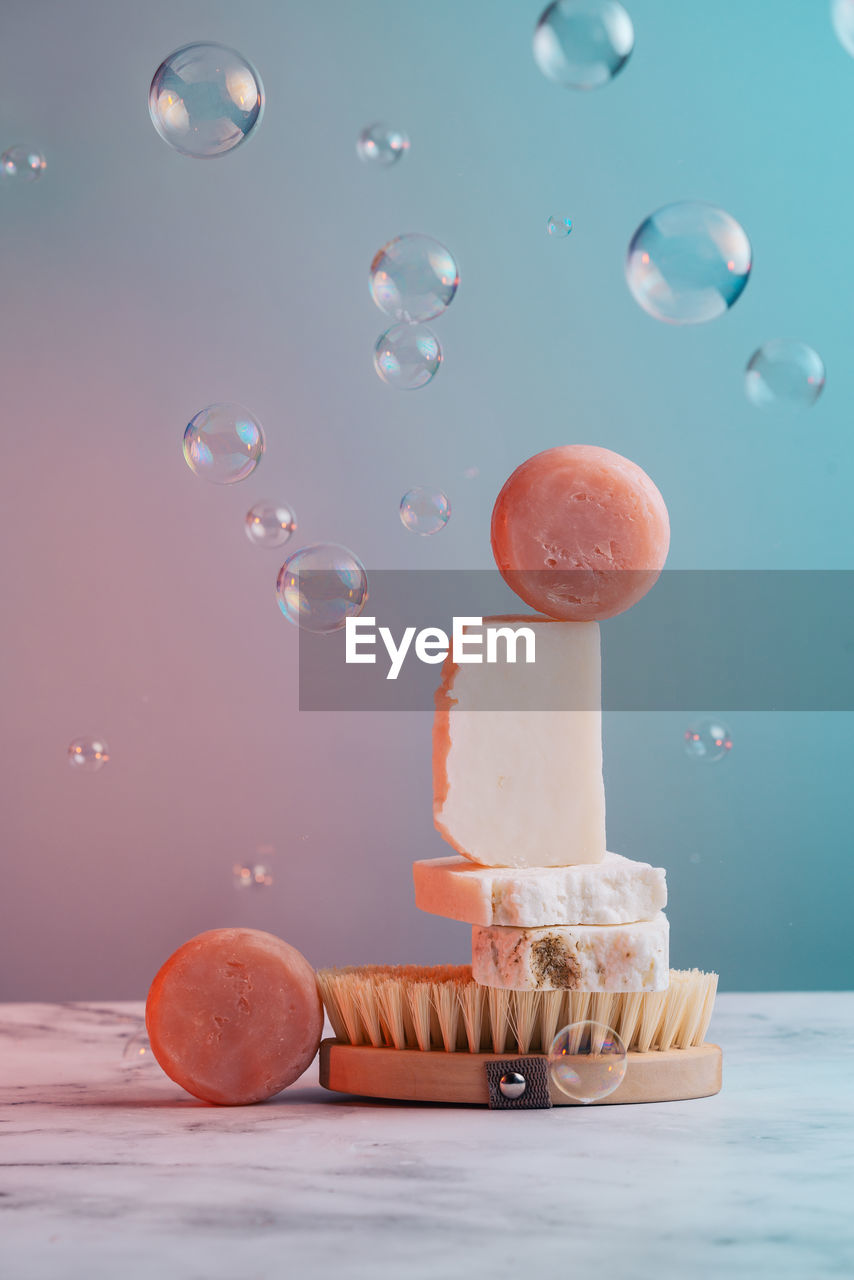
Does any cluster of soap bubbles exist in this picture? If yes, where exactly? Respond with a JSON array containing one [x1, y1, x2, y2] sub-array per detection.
[[370, 233, 459, 391], [684, 718, 733, 763], [533, 5, 828, 412], [2, 145, 46, 183], [547, 1020, 628, 1103]]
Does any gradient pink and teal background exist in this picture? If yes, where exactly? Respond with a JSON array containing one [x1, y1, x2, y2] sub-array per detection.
[[2, 0, 852, 999]]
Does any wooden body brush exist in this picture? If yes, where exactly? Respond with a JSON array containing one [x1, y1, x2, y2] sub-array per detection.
[[318, 966, 720, 1106]]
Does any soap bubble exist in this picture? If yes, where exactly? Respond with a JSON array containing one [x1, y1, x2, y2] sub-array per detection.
[[533, 0, 634, 89], [548, 1020, 627, 1103], [547, 214, 573, 237], [357, 123, 409, 166], [684, 718, 732, 763], [122, 1027, 155, 1068], [149, 42, 263, 157], [374, 324, 441, 389], [183, 404, 264, 484], [68, 737, 110, 772], [245, 501, 297, 548], [745, 340, 825, 410], [626, 202, 752, 325], [1, 145, 46, 183], [400, 487, 451, 536], [463, 466, 480, 480], [832, 0, 854, 56], [233, 862, 274, 888], [277, 544, 369, 633], [370, 234, 459, 323]]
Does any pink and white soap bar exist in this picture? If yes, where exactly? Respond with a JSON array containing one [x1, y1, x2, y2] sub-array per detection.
[[471, 915, 670, 991], [414, 851, 666, 927], [433, 618, 605, 868]]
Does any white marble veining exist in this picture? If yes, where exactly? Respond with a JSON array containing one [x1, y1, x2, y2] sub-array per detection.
[[1, 995, 853, 1279]]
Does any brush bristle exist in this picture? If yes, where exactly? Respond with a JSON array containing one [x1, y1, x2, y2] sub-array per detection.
[[316, 966, 718, 1054]]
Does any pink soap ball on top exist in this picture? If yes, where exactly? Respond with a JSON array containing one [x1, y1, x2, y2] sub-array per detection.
[[490, 445, 670, 621]]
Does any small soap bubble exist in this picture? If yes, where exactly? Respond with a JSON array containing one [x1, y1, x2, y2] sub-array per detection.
[[149, 43, 263, 157], [463, 466, 480, 480], [400, 487, 451, 536], [68, 737, 110, 772], [626, 202, 752, 325], [1, 145, 46, 183], [745, 340, 825, 410], [277, 544, 369, 633], [547, 214, 573, 237], [121, 1027, 154, 1068], [548, 1020, 627, 1103], [831, 0, 854, 57], [374, 324, 441, 389], [183, 404, 264, 484], [370, 234, 459, 323], [684, 718, 732, 763], [233, 862, 274, 889], [534, 0, 634, 89], [357, 123, 409, 166], [245, 501, 297, 548]]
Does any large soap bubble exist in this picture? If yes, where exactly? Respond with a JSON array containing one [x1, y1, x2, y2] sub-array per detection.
[[548, 1020, 628, 1103], [277, 544, 368, 634], [534, 0, 634, 89], [183, 404, 264, 484], [149, 43, 264, 157], [370, 235, 459, 323], [626, 201, 751, 325]]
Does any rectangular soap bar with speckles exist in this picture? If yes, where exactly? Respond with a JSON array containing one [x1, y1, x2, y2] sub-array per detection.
[[414, 851, 666, 927], [472, 914, 670, 992]]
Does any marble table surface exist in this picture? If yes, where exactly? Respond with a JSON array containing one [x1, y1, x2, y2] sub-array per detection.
[[2, 994, 852, 1280]]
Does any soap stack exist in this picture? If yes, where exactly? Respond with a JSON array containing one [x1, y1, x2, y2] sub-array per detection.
[[414, 617, 670, 992]]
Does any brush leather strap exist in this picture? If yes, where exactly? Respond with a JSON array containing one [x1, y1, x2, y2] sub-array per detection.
[[485, 1057, 552, 1110]]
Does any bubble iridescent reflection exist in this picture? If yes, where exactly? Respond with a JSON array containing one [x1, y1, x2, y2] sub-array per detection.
[[245, 502, 297, 548], [374, 324, 441, 389], [1, 145, 46, 183], [277, 544, 369, 633], [183, 404, 264, 484], [357, 123, 409, 166], [533, 0, 634, 89], [745, 340, 825, 410], [400, 487, 451, 536], [626, 201, 752, 325], [370, 235, 459, 323], [684, 718, 733, 763], [149, 42, 264, 157], [547, 1020, 628, 1103], [68, 737, 110, 773]]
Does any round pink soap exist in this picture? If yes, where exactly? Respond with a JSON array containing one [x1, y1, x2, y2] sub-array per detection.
[[490, 445, 670, 620], [145, 928, 323, 1106]]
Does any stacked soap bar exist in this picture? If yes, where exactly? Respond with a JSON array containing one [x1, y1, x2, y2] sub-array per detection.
[[421, 618, 670, 992]]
